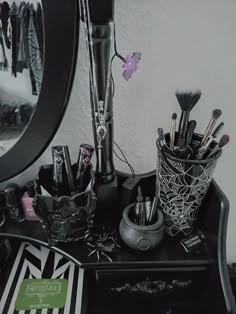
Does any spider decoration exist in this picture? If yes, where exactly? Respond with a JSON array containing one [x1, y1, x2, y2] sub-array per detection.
[[86, 230, 121, 262]]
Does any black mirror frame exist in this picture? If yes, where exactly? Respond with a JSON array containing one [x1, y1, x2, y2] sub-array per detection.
[[0, 0, 79, 182]]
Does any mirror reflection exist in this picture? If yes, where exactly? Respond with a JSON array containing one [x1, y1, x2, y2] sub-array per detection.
[[0, 0, 43, 156]]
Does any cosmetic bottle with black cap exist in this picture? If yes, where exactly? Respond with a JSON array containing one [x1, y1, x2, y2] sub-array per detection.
[[75, 143, 94, 192], [4, 183, 25, 222], [51, 146, 70, 197]]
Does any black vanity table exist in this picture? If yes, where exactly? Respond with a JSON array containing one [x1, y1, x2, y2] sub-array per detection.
[[0, 0, 235, 313], [0, 173, 235, 314]]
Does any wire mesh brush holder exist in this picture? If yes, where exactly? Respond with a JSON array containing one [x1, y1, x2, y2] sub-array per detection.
[[156, 133, 221, 237], [33, 164, 96, 245]]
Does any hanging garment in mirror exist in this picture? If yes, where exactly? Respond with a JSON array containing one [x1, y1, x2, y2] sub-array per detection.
[[0, 0, 43, 156]]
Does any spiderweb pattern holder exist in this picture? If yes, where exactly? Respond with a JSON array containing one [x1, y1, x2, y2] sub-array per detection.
[[156, 138, 220, 237]]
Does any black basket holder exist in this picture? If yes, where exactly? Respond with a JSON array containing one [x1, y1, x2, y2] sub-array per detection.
[[33, 164, 96, 245]]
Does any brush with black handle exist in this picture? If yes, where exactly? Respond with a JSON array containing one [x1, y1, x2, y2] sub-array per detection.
[[169, 113, 177, 149], [185, 120, 197, 159], [186, 120, 197, 146], [176, 90, 202, 150]]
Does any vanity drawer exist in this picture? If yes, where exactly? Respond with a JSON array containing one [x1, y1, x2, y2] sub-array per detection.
[[96, 267, 208, 296], [87, 268, 210, 314]]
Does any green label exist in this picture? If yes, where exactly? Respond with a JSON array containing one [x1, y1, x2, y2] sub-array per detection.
[[15, 279, 68, 310]]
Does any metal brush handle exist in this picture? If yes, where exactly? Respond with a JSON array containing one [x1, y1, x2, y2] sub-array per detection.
[[207, 145, 220, 159], [212, 122, 224, 138], [201, 118, 217, 146], [170, 120, 176, 149]]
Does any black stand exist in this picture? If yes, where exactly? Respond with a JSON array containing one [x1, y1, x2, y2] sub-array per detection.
[[90, 23, 115, 183], [82, 0, 127, 221], [80, 0, 116, 184]]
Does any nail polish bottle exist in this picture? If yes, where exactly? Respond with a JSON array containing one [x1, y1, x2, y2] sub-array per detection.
[[21, 181, 39, 221]]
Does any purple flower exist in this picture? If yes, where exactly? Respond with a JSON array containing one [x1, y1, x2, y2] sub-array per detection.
[[122, 52, 142, 81]]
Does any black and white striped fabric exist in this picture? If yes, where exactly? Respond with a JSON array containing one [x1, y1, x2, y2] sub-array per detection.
[[0, 242, 84, 314]]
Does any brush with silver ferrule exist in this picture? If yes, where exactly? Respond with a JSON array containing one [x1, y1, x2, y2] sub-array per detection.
[[200, 109, 222, 146], [145, 197, 152, 224], [170, 113, 177, 149], [207, 134, 230, 159], [157, 128, 166, 148], [203, 121, 224, 151], [197, 122, 224, 159]]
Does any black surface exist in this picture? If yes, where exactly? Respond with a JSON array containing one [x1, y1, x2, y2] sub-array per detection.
[[0, 0, 79, 182], [0, 220, 213, 270], [0, 177, 235, 313], [0, 177, 223, 270]]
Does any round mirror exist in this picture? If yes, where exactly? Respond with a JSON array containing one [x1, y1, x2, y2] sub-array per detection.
[[0, 0, 79, 182], [0, 0, 43, 156]]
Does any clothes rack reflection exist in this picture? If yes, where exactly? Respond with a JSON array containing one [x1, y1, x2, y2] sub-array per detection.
[[0, 0, 43, 96]]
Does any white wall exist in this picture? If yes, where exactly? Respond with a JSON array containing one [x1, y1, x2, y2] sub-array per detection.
[[3, 0, 236, 262]]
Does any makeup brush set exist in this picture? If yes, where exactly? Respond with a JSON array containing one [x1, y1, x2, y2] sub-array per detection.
[[156, 90, 230, 237], [158, 90, 230, 161]]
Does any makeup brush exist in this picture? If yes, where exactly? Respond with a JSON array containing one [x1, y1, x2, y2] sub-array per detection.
[[211, 121, 224, 139], [148, 196, 158, 223], [170, 113, 177, 149], [134, 186, 144, 225], [197, 122, 224, 159], [176, 90, 202, 148], [202, 121, 224, 152], [186, 120, 197, 146], [200, 109, 222, 146], [207, 134, 230, 159], [157, 128, 166, 148]]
